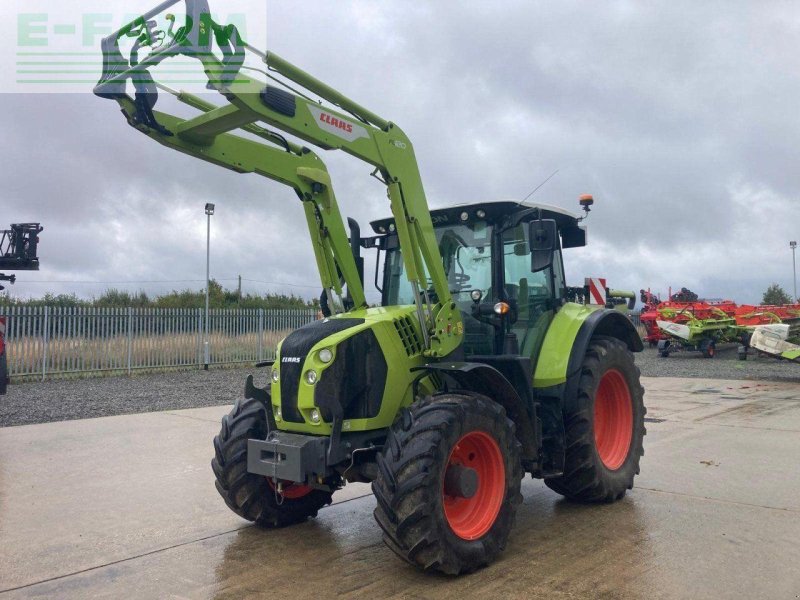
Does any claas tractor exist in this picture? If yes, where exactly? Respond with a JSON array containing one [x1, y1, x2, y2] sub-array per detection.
[[95, 1, 645, 574]]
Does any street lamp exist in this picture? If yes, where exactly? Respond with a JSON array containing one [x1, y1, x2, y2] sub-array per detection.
[[791, 241, 797, 303], [204, 203, 215, 370]]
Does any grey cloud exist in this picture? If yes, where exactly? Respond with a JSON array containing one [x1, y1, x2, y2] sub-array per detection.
[[2, 1, 799, 304]]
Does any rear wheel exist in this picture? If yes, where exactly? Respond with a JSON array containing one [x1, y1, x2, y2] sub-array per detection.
[[211, 398, 333, 527], [545, 337, 645, 502], [372, 393, 523, 574]]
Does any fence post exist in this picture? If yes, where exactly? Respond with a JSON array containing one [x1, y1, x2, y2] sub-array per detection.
[[257, 308, 264, 361], [196, 308, 203, 368], [41, 305, 49, 381], [127, 307, 133, 375]]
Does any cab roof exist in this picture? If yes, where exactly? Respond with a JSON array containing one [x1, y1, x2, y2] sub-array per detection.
[[369, 200, 587, 248]]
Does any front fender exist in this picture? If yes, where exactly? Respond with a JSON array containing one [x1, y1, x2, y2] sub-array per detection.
[[413, 362, 539, 462]]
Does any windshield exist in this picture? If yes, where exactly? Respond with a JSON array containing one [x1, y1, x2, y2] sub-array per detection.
[[384, 221, 493, 306], [383, 220, 561, 307], [382, 218, 564, 360]]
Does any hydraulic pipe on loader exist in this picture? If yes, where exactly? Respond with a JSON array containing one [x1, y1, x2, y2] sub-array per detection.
[[94, 1, 461, 357]]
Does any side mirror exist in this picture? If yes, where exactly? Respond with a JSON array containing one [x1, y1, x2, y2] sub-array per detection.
[[529, 219, 557, 272]]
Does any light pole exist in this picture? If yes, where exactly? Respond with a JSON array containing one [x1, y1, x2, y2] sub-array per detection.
[[791, 241, 797, 302], [204, 203, 215, 370]]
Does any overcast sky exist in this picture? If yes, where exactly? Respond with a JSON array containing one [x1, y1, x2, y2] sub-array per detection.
[[2, 0, 799, 305]]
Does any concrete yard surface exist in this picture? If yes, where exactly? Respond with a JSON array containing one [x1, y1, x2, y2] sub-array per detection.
[[1, 376, 799, 599]]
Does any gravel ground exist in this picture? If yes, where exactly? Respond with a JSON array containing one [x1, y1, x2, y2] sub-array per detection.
[[635, 343, 800, 383], [2, 344, 798, 428], [0, 367, 264, 428]]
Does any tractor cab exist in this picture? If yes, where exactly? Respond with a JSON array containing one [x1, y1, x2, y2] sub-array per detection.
[[371, 201, 587, 367]]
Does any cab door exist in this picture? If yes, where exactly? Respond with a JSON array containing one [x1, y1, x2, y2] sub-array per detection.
[[501, 224, 565, 369]]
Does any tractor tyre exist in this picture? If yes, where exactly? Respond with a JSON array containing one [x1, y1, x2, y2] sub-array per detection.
[[372, 392, 523, 575], [545, 337, 645, 502], [701, 340, 716, 359], [212, 398, 332, 527]]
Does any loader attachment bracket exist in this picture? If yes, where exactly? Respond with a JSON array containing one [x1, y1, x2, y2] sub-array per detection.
[[94, 0, 245, 106]]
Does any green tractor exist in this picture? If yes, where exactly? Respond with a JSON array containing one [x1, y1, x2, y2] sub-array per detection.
[[95, 1, 645, 574]]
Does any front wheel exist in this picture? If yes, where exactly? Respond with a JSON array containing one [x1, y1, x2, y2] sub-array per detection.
[[372, 393, 523, 575], [211, 398, 333, 527], [545, 337, 646, 502]]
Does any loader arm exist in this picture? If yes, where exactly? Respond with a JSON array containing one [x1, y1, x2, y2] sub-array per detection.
[[94, 1, 461, 357], [114, 92, 364, 312]]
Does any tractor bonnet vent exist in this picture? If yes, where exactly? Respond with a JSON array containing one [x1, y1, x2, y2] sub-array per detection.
[[394, 315, 423, 356]]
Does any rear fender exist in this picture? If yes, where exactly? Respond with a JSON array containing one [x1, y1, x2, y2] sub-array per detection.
[[534, 304, 642, 390], [562, 309, 643, 413]]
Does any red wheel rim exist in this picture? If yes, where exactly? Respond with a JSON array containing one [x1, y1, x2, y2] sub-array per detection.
[[594, 369, 633, 470], [443, 431, 505, 540], [267, 479, 313, 499]]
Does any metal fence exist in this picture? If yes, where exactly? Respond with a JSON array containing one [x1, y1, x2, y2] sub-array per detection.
[[0, 306, 317, 381]]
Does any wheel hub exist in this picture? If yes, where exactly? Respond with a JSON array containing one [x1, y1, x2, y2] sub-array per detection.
[[267, 478, 313, 499], [442, 431, 505, 540], [444, 464, 479, 499]]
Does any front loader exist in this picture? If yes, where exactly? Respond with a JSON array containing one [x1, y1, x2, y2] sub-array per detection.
[[95, 1, 645, 574]]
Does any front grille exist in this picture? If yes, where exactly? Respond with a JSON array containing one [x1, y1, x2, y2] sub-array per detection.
[[394, 315, 423, 356], [278, 318, 364, 423], [315, 329, 387, 421]]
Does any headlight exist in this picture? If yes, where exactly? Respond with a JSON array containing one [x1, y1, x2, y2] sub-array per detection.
[[304, 369, 318, 385], [318, 348, 333, 363], [271, 368, 279, 383], [310, 408, 321, 424]]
